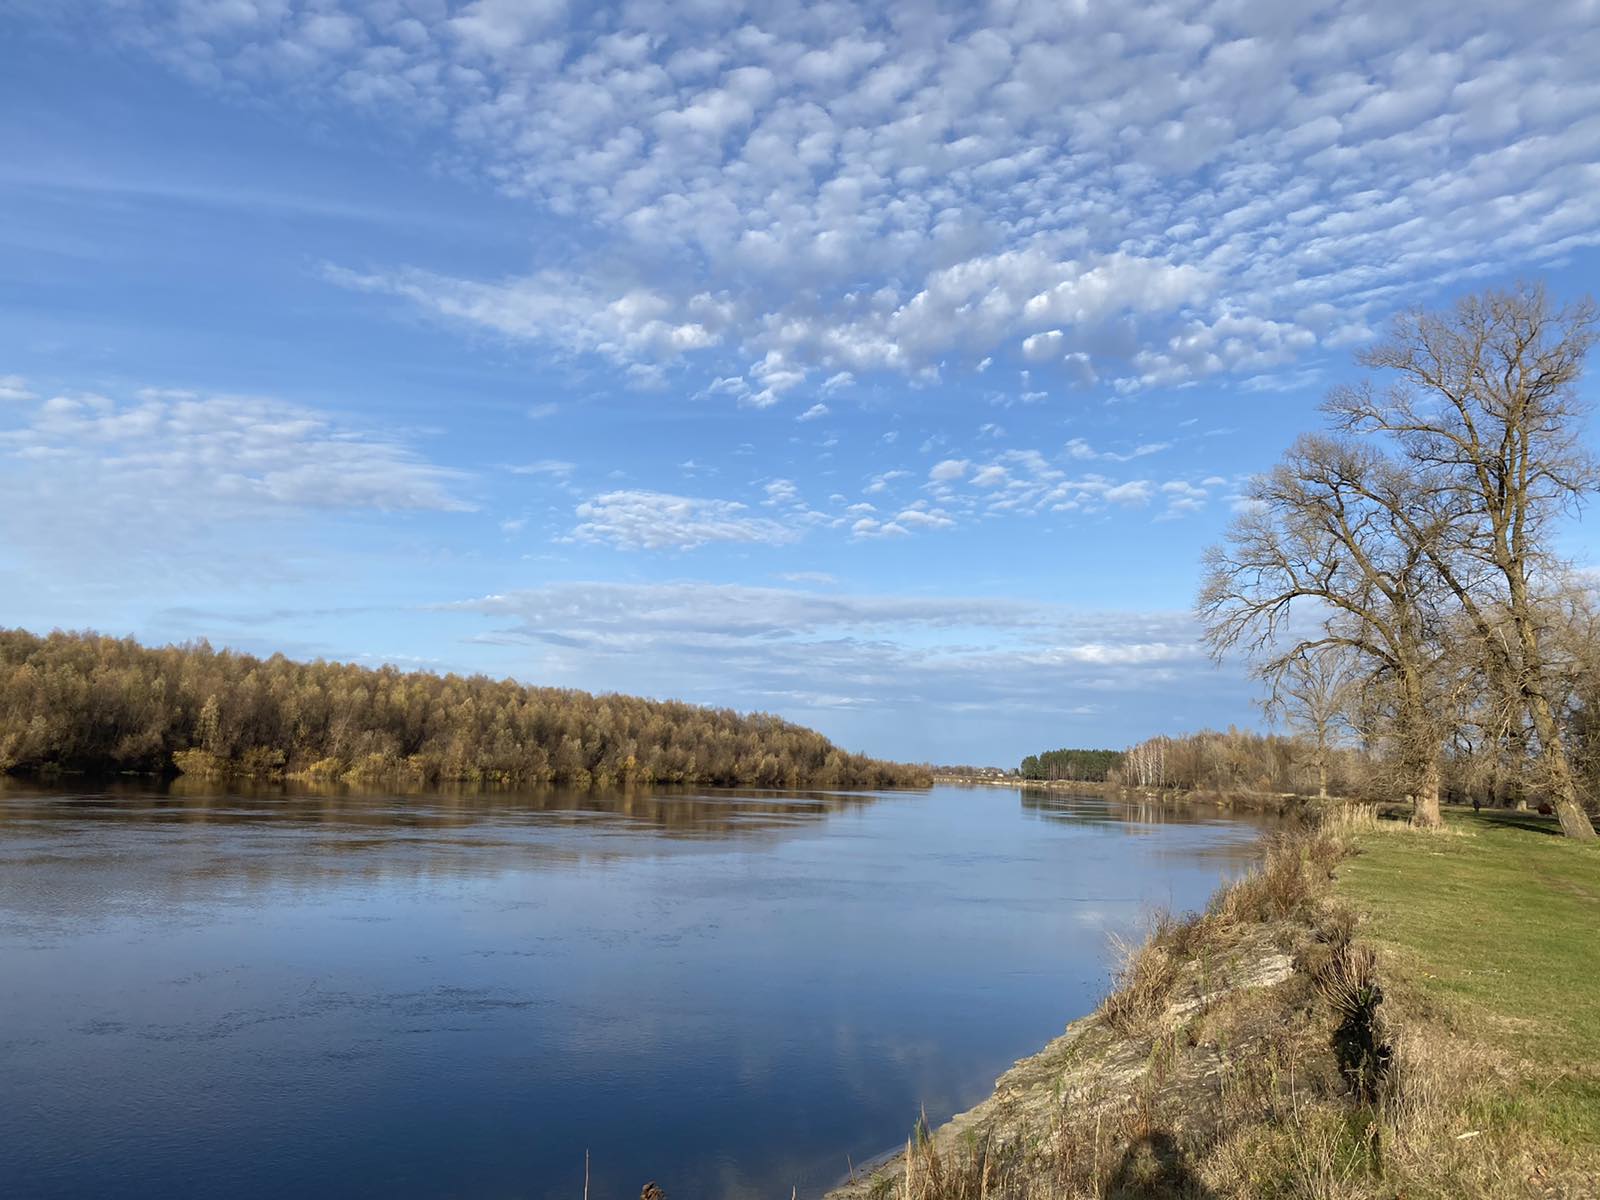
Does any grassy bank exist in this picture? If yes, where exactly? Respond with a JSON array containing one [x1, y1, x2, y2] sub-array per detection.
[[1337, 809, 1600, 1158], [833, 806, 1600, 1199]]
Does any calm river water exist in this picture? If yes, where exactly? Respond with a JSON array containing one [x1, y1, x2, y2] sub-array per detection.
[[0, 781, 1277, 1198]]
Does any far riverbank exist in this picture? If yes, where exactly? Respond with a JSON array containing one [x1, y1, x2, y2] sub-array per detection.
[[935, 773, 1312, 817]]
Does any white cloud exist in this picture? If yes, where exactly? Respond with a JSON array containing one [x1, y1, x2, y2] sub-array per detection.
[[509, 459, 576, 478], [449, 0, 566, 59], [928, 458, 969, 483], [570, 490, 801, 551], [0, 385, 470, 514], [0, 374, 36, 403], [762, 478, 801, 506], [325, 264, 733, 368], [1158, 479, 1211, 519], [1102, 481, 1154, 506], [865, 469, 910, 494], [850, 516, 910, 539], [796, 402, 829, 421], [1065, 438, 1171, 463], [97, 0, 1600, 398], [0, 377, 472, 594], [445, 582, 1230, 739], [894, 506, 955, 531], [1065, 438, 1098, 461], [898, 444, 1211, 522], [1021, 329, 1064, 362]]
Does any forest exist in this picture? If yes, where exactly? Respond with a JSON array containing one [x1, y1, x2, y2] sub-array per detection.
[[1017, 747, 1124, 781], [1113, 728, 1371, 798], [0, 629, 931, 790]]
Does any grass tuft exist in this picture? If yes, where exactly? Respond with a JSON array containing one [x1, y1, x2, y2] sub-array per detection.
[[1098, 916, 1183, 1035]]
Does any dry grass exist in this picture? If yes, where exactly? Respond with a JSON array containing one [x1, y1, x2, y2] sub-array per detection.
[[1098, 916, 1183, 1036], [869, 1088, 1212, 1200], [1206, 827, 1336, 927], [1317, 802, 1379, 836], [843, 812, 1600, 1200]]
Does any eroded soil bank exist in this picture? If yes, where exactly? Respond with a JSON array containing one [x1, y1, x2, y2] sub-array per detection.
[[829, 813, 1600, 1199], [829, 927, 1299, 1198]]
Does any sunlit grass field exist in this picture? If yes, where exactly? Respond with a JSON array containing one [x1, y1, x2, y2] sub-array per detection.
[[1337, 809, 1600, 1150]]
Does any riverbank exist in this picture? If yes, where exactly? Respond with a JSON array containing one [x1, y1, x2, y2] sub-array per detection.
[[935, 774, 1312, 817], [829, 807, 1600, 1198]]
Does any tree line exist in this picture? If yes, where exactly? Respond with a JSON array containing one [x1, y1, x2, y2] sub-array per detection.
[[1018, 748, 1124, 781], [1115, 728, 1370, 799], [1019, 731, 1358, 797], [0, 629, 931, 790], [1198, 282, 1599, 838]]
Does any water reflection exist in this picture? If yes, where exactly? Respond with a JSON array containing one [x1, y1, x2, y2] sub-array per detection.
[[0, 779, 885, 898], [0, 780, 1273, 1199], [1019, 786, 1277, 830], [0, 775, 878, 837]]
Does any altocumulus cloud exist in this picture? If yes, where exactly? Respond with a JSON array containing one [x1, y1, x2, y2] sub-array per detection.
[[442, 581, 1238, 751], [91, 0, 1600, 402], [554, 439, 1230, 556], [0, 376, 470, 576], [571, 490, 803, 551]]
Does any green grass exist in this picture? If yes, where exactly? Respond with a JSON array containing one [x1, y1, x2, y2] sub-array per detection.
[[1336, 808, 1600, 1147]]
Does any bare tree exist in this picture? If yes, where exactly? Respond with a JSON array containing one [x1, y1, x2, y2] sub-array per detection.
[[1327, 284, 1599, 839], [1264, 646, 1358, 799], [1538, 575, 1600, 808], [1124, 735, 1169, 788], [1199, 435, 1452, 827]]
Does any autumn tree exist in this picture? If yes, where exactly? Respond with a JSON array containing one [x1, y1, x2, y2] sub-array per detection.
[[0, 629, 932, 791]]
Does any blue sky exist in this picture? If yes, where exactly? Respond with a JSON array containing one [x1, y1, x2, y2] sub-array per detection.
[[3, 1, 1599, 765]]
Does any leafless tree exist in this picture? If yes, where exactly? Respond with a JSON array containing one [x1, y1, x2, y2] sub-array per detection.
[[1538, 576, 1600, 808], [1264, 646, 1358, 799], [1124, 735, 1169, 788], [1199, 435, 1452, 827], [1326, 284, 1599, 839]]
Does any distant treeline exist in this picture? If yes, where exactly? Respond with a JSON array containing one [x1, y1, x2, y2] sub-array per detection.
[[0, 629, 932, 790], [1019, 747, 1125, 781], [1117, 729, 1319, 794], [1117, 726, 1600, 812], [1020, 731, 1360, 796]]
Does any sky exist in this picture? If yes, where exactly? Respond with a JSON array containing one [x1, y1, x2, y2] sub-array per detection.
[[2, 0, 1599, 766]]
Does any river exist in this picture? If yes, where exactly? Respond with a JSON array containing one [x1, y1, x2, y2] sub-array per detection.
[[0, 780, 1278, 1198]]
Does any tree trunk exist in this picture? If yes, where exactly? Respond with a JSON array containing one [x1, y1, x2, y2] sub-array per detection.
[[1317, 758, 1328, 800], [1556, 800, 1596, 840], [1506, 727, 1527, 809], [1507, 565, 1596, 838], [1526, 694, 1597, 841], [1411, 759, 1442, 829]]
